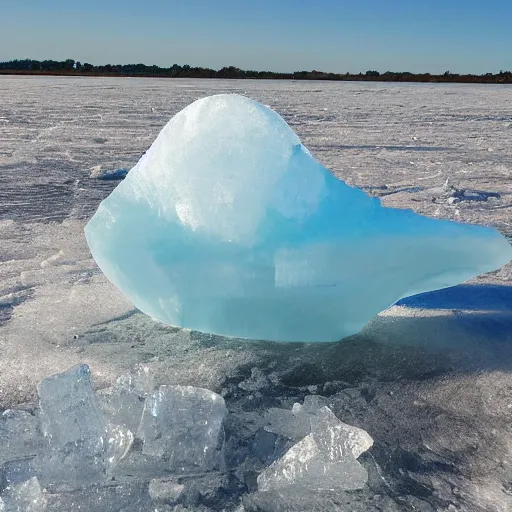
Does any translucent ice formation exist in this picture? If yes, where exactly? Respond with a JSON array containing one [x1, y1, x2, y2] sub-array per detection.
[[85, 94, 512, 342], [138, 385, 226, 472], [0, 365, 233, 510], [258, 405, 372, 492], [0, 410, 41, 465], [37, 365, 106, 489], [1, 477, 47, 512]]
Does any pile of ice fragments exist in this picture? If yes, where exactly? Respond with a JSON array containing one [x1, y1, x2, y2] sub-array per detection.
[[0, 364, 373, 511]]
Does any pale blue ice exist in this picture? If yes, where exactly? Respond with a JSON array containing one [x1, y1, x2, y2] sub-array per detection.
[[85, 94, 512, 342]]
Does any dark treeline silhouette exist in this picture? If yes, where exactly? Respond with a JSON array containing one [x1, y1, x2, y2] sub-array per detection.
[[1, 59, 511, 84]]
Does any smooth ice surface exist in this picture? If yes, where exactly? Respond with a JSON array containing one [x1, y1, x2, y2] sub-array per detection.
[[85, 94, 512, 342], [138, 385, 227, 472]]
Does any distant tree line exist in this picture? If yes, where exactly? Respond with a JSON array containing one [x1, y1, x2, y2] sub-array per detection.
[[1, 59, 511, 84]]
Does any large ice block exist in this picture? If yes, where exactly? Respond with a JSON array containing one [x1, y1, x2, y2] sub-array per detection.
[[85, 94, 512, 342]]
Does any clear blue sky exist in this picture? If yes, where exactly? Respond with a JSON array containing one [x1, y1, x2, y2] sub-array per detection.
[[2, 0, 511, 74]]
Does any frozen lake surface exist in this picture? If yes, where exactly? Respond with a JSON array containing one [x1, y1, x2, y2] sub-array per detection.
[[1, 76, 512, 511]]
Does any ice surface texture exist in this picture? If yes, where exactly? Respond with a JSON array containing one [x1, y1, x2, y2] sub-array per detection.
[[85, 94, 512, 342]]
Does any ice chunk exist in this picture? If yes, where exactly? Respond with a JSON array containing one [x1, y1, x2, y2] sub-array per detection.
[[1, 477, 47, 511], [90, 167, 129, 180], [264, 395, 329, 441], [148, 478, 184, 504], [37, 364, 106, 489], [257, 434, 368, 492], [95, 367, 153, 476], [105, 423, 134, 474], [310, 407, 373, 459], [85, 94, 512, 342], [115, 365, 155, 398], [302, 395, 329, 413], [0, 410, 42, 464], [258, 405, 372, 492], [101, 365, 154, 433], [264, 406, 310, 441], [1, 458, 39, 488], [138, 385, 227, 472]]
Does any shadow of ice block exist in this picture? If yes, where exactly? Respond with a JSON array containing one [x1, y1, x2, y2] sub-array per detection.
[[36, 365, 106, 490], [138, 385, 227, 473]]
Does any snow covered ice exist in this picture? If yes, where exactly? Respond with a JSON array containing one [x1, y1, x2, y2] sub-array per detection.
[[85, 94, 512, 342]]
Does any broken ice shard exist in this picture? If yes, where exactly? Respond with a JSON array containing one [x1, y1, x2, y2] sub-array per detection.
[[258, 406, 372, 492], [0, 410, 42, 465], [1, 477, 47, 512], [100, 365, 154, 433], [138, 385, 227, 472], [37, 365, 106, 489], [85, 94, 512, 342]]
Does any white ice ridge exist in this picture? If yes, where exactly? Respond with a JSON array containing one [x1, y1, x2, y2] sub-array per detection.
[[85, 94, 512, 342]]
